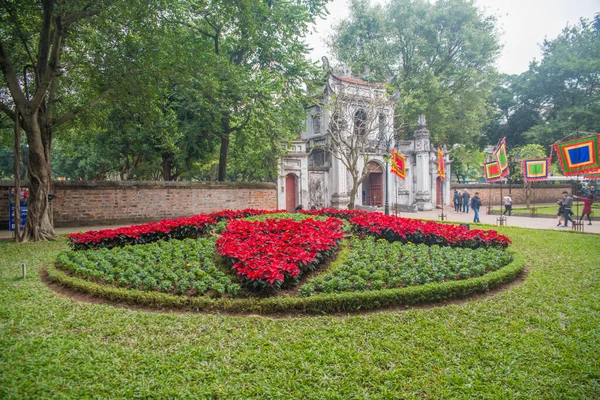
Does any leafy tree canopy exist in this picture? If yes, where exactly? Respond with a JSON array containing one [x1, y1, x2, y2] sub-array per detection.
[[330, 0, 501, 145]]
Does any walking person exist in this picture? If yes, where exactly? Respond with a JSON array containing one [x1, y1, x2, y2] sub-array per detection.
[[471, 192, 482, 223], [574, 194, 597, 225], [462, 189, 470, 213], [561, 191, 575, 227], [453, 189, 461, 212], [556, 199, 565, 227], [502, 194, 513, 216]]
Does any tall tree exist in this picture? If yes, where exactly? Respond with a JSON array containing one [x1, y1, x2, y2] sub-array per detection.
[[180, 0, 327, 180], [481, 73, 541, 149], [0, 0, 172, 240], [0, 0, 105, 240], [522, 17, 600, 147], [450, 144, 485, 183], [330, 0, 501, 145]]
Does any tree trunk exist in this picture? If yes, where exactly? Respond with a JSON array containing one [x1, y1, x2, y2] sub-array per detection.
[[22, 109, 55, 241], [218, 133, 230, 182], [348, 184, 357, 210], [161, 154, 171, 181], [13, 109, 22, 242]]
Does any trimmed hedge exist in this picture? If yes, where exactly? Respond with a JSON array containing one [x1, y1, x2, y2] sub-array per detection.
[[44, 253, 526, 315]]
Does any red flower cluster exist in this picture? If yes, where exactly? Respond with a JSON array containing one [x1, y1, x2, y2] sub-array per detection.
[[216, 218, 344, 288], [67, 208, 281, 250], [348, 213, 511, 249]]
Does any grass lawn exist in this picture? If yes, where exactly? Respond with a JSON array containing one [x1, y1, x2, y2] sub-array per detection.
[[490, 202, 600, 216], [1, 226, 599, 398]]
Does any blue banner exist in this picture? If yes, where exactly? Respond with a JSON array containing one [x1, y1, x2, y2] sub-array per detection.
[[9, 204, 27, 231]]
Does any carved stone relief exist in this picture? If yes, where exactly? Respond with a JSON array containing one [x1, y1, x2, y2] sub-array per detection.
[[309, 172, 326, 209]]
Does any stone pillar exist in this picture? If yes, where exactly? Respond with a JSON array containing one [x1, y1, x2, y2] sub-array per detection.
[[413, 115, 433, 211], [330, 154, 350, 209]]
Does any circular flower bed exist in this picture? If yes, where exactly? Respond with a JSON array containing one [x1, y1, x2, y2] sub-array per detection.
[[46, 208, 523, 314]]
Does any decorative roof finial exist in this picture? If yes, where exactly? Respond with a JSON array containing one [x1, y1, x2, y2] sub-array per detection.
[[417, 114, 427, 128], [321, 56, 331, 72]]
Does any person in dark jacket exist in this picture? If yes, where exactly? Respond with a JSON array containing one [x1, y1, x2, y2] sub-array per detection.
[[453, 190, 461, 212], [462, 190, 470, 213], [471, 192, 482, 223], [561, 191, 575, 227]]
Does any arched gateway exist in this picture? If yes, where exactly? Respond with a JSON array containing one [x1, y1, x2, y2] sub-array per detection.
[[277, 67, 451, 212]]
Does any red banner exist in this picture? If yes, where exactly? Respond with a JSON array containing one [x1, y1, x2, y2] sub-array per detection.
[[391, 149, 406, 179]]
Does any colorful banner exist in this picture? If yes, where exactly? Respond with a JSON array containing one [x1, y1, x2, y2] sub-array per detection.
[[494, 137, 510, 177], [437, 148, 445, 181], [554, 135, 600, 176], [521, 158, 550, 181], [584, 167, 600, 180], [484, 161, 502, 182], [391, 149, 406, 180]]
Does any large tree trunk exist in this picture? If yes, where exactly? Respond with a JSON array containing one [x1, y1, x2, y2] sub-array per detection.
[[22, 109, 55, 241]]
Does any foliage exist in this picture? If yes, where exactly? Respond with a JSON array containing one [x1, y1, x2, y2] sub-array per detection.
[[300, 236, 513, 296], [173, 0, 328, 181], [216, 218, 344, 290], [522, 18, 600, 147], [330, 0, 501, 145], [349, 212, 511, 249], [67, 209, 277, 250], [481, 73, 542, 149], [56, 237, 240, 297], [483, 17, 600, 150], [450, 145, 486, 183], [45, 249, 524, 314]]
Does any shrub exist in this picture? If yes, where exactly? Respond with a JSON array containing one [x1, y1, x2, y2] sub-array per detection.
[[57, 237, 239, 297], [300, 237, 513, 296]]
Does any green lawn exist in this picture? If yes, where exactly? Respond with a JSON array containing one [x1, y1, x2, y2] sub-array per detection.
[[490, 202, 600, 216], [1, 227, 600, 398]]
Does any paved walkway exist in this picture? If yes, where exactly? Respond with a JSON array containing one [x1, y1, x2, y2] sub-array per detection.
[[1, 207, 598, 241], [407, 207, 600, 234]]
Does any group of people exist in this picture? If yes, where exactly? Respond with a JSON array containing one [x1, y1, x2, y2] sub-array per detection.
[[453, 189, 483, 223], [452, 189, 471, 213], [557, 191, 596, 227]]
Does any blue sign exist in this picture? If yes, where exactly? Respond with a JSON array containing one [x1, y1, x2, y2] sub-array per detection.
[[9, 204, 27, 231]]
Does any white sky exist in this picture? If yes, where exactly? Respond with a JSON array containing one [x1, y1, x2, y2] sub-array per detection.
[[306, 0, 599, 75]]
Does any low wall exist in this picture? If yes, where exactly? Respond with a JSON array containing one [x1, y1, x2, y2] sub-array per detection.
[[0, 180, 277, 229], [451, 183, 572, 206]]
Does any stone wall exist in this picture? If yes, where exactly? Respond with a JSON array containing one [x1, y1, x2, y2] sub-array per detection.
[[450, 183, 573, 206], [0, 181, 277, 229]]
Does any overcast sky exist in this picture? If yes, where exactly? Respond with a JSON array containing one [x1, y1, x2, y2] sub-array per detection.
[[305, 0, 599, 75]]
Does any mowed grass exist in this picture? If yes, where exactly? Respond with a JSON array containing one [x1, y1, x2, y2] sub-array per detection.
[[490, 202, 600, 216], [1, 226, 599, 399]]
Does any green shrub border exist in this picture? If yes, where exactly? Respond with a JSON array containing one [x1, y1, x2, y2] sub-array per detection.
[[44, 248, 526, 315]]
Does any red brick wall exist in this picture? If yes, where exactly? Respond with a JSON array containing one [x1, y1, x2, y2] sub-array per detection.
[[451, 183, 573, 206], [0, 181, 277, 228]]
